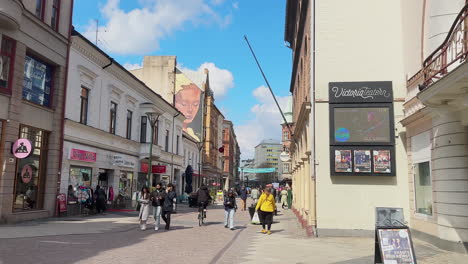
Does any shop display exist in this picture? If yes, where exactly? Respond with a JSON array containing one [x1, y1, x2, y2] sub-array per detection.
[[374, 150, 392, 173], [354, 150, 371, 173], [334, 150, 352, 172]]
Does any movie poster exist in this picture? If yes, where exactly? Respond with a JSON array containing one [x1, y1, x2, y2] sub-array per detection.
[[374, 150, 391, 173], [334, 150, 352, 173], [354, 150, 371, 173], [378, 229, 416, 264], [175, 69, 204, 142]]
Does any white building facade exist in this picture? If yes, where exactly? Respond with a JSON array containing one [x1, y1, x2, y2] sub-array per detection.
[[61, 30, 184, 210]]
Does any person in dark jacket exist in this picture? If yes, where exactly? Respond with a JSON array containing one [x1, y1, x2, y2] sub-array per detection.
[[150, 183, 164, 231], [196, 184, 212, 211], [94, 185, 107, 214], [239, 186, 248, 211], [224, 190, 237, 230], [162, 183, 177, 230]]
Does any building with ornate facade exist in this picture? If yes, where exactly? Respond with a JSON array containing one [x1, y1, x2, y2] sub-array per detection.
[[280, 96, 294, 181]]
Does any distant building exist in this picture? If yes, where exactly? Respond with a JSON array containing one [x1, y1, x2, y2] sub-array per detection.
[[254, 139, 282, 182], [240, 159, 255, 186], [281, 96, 294, 181], [222, 120, 240, 190]]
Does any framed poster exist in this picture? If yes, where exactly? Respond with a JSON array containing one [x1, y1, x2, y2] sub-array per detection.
[[334, 150, 352, 172], [354, 150, 371, 173], [377, 228, 417, 264], [374, 150, 391, 173]]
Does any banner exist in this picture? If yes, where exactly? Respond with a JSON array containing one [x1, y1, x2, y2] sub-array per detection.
[[238, 168, 276, 173]]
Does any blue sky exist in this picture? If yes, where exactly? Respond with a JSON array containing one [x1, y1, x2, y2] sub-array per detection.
[[73, 0, 292, 158]]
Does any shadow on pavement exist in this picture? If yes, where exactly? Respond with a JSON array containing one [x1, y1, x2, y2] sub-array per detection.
[[332, 255, 374, 264]]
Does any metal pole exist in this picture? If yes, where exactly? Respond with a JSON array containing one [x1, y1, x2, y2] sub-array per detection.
[[147, 124, 153, 187]]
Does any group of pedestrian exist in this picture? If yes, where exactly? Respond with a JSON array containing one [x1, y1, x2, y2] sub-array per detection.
[[138, 183, 177, 231]]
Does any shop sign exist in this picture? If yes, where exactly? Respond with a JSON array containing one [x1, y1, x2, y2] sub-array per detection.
[[69, 149, 97, 162], [12, 139, 33, 159], [279, 151, 290, 162], [329, 81, 393, 103], [113, 155, 135, 168], [21, 165, 33, 183], [141, 163, 167, 174]]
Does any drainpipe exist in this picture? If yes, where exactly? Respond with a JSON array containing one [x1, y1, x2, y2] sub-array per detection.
[[171, 113, 180, 185], [311, 0, 318, 237], [56, 0, 74, 216]]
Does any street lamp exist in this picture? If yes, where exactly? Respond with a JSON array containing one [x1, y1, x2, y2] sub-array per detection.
[[146, 111, 161, 186], [196, 141, 203, 186]]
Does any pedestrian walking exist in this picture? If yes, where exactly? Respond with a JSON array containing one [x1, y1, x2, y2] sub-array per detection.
[[150, 183, 164, 231], [280, 188, 288, 209], [287, 187, 293, 209], [162, 183, 177, 230], [255, 188, 276, 235], [251, 187, 260, 204], [239, 186, 248, 211], [94, 185, 107, 214], [138, 187, 151, 230], [224, 190, 237, 230]]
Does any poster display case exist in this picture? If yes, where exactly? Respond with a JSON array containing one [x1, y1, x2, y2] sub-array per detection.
[[329, 81, 395, 176]]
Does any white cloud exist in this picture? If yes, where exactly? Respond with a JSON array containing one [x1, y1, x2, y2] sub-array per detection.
[[236, 85, 288, 158], [179, 62, 234, 99], [211, 0, 226, 5], [232, 2, 239, 9], [83, 0, 232, 55], [123, 63, 143, 70]]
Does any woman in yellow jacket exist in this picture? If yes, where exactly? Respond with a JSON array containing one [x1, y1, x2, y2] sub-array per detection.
[[255, 188, 276, 235]]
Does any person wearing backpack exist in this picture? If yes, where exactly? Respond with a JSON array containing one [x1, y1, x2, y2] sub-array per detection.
[[224, 190, 237, 230], [255, 187, 276, 235]]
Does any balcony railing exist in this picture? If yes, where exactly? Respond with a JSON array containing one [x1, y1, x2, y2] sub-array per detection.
[[408, 4, 468, 89]]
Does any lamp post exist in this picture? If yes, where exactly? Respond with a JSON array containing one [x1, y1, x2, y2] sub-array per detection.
[[146, 111, 160, 187], [196, 141, 203, 187]]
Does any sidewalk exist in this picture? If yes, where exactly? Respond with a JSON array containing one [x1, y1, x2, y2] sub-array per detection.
[[238, 206, 468, 264], [0, 204, 193, 239]]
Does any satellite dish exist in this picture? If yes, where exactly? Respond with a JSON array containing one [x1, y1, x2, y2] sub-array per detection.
[[280, 151, 290, 162]]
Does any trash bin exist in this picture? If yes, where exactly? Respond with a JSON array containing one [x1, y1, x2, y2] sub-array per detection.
[[248, 205, 256, 219]]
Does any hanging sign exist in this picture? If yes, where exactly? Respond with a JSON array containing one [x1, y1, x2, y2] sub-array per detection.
[[279, 151, 290, 162], [12, 139, 33, 159], [21, 165, 33, 183]]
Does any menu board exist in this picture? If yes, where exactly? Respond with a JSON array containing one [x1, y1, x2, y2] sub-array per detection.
[[354, 150, 371, 173], [377, 228, 416, 264], [335, 150, 352, 172], [374, 150, 391, 173]]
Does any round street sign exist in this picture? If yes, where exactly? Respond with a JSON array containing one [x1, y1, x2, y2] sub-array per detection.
[[280, 151, 291, 162], [12, 139, 33, 159]]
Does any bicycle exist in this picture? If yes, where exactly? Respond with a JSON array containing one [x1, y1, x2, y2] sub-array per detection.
[[198, 202, 208, 226]]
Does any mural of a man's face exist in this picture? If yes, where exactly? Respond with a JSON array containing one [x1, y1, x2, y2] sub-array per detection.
[[175, 84, 201, 125]]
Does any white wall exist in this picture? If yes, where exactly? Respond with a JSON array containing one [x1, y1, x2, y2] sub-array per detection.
[[314, 0, 410, 232]]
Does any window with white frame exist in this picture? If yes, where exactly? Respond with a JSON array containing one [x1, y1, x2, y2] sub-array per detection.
[[412, 131, 432, 215]]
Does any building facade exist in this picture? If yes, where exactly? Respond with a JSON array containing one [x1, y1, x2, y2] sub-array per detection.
[[281, 96, 294, 182], [64, 31, 185, 208], [0, 0, 72, 222], [182, 131, 201, 191], [222, 120, 240, 190], [401, 0, 468, 252], [254, 139, 282, 185], [240, 159, 255, 186], [285, 0, 410, 237]]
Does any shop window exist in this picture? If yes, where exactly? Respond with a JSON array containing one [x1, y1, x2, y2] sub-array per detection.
[[140, 116, 147, 143], [126, 110, 132, 140], [23, 55, 54, 107], [51, 0, 61, 31], [414, 162, 432, 215], [109, 101, 117, 134], [80, 87, 89, 125], [0, 36, 16, 94], [35, 0, 45, 20], [13, 125, 49, 211], [69, 166, 92, 191], [119, 171, 134, 199]]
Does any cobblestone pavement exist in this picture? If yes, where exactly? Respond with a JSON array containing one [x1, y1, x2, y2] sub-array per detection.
[[0, 201, 467, 264]]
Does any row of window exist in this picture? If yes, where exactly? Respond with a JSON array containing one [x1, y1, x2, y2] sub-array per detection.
[[79, 87, 180, 155], [35, 0, 61, 31]]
